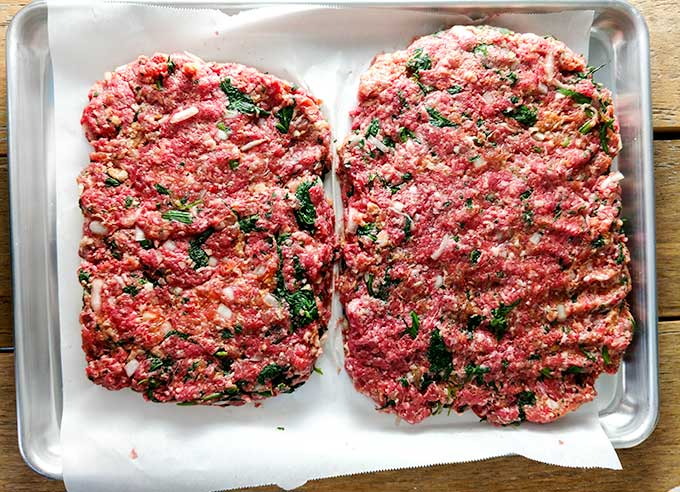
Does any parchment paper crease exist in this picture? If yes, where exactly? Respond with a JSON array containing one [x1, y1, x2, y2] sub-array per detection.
[[48, 2, 621, 490]]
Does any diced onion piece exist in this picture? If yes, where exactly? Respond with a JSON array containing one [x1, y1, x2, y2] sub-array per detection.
[[216, 129, 229, 140], [208, 256, 218, 267], [529, 232, 542, 245], [240, 138, 267, 151], [538, 82, 548, 94], [473, 155, 487, 168], [263, 293, 280, 308], [367, 135, 390, 153], [482, 91, 495, 104], [217, 303, 233, 320], [556, 304, 567, 321], [170, 106, 199, 124], [89, 221, 107, 235], [124, 359, 140, 377], [91, 279, 103, 312], [135, 226, 145, 241], [434, 275, 444, 289], [162, 240, 176, 251], [431, 235, 453, 260], [545, 52, 555, 80], [222, 286, 235, 301], [224, 109, 240, 119]]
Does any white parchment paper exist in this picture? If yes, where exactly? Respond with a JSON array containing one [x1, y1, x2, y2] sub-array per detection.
[[48, 2, 621, 491]]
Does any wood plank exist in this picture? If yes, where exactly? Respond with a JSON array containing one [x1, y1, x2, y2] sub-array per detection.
[[1, 321, 677, 491], [654, 140, 680, 317]]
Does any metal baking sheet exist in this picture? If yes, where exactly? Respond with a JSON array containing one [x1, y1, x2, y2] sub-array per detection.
[[7, 0, 658, 480]]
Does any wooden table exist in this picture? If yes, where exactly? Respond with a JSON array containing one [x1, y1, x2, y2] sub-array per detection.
[[1, 1, 679, 490]]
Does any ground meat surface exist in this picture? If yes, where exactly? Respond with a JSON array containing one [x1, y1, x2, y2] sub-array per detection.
[[338, 26, 633, 425], [78, 53, 334, 405]]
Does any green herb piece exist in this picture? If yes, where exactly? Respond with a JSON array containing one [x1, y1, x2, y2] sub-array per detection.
[[166, 56, 176, 75], [532, 146, 542, 153], [365, 118, 380, 138], [139, 239, 154, 250], [465, 363, 490, 385], [406, 48, 432, 76], [520, 189, 533, 201], [403, 215, 413, 241], [202, 392, 223, 402], [220, 78, 270, 117], [365, 270, 400, 302], [294, 181, 317, 233], [599, 119, 615, 155], [489, 300, 520, 340], [284, 288, 318, 329], [473, 44, 489, 56], [162, 209, 193, 224], [426, 107, 458, 128], [398, 376, 409, 387], [235, 212, 260, 234], [382, 136, 396, 148], [466, 314, 485, 333], [357, 223, 379, 242], [557, 87, 592, 105], [216, 121, 229, 132], [276, 426, 285, 431], [602, 346, 611, 365], [155, 75, 164, 90], [510, 95, 519, 104], [228, 159, 239, 170], [428, 328, 453, 379], [503, 105, 538, 127], [565, 365, 586, 374], [465, 197, 473, 209], [554, 204, 562, 219], [539, 367, 553, 379], [506, 72, 518, 86], [522, 208, 534, 226], [313, 366, 323, 375], [257, 363, 285, 385], [399, 127, 417, 142], [188, 227, 214, 269], [470, 249, 481, 264], [615, 243, 625, 264], [403, 311, 420, 339], [579, 119, 595, 134], [104, 238, 122, 260], [447, 85, 463, 95], [124, 197, 134, 208], [591, 235, 605, 248], [78, 269, 91, 283], [293, 255, 306, 282], [154, 184, 170, 195], [517, 390, 536, 421], [220, 329, 234, 339], [502, 359, 509, 371], [105, 176, 121, 187], [148, 357, 164, 372], [275, 103, 295, 133]]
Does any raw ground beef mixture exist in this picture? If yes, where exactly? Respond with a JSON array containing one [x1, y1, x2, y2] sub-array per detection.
[[78, 53, 334, 406], [338, 25, 634, 425]]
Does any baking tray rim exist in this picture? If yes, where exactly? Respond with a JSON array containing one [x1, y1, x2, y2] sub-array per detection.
[[7, 0, 658, 480]]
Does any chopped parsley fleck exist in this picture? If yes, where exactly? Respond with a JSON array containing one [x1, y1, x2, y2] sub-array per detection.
[[124, 197, 134, 208], [399, 127, 417, 142], [216, 121, 229, 132], [257, 363, 285, 385], [188, 227, 214, 269], [565, 365, 586, 374], [220, 78, 270, 117], [473, 44, 489, 56], [365, 118, 380, 138], [517, 390, 536, 421], [105, 176, 121, 187], [539, 367, 553, 379], [154, 183, 170, 195], [506, 71, 518, 86], [294, 180, 317, 233], [405, 48, 432, 76], [366, 270, 400, 301], [447, 84, 463, 95], [503, 105, 538, 127], [426, 107, 458, 128], [228, 159, 239, 170], [489, 300, 520, 340], [403, 215, 413, 241], [155, 75, 164, 90], [313, 366, 323, 375], [357, 222, 379, 242], [519, 189, 532, 201], [465, 363, 490, 385], [275, 102, 295, 133], [599, 119, 615, 155], [403, 311, 420, 339], [78, 269, 91, 283], [469, 249, 481, 264], [591, 235, 605, 248], [465, 314, 485, 333], [522, 208, 534, 226], [139, 239, 154, 250], [510, 95, 519, 104], [557, 87, 592, 105], [164, 330, 190, 340], [220, 329, 234, 339], [465, 198, 473, 209], [166, 56, 176, 75], [428, 328, 453, 379], [398, 376, 409, 387], [276, 426, 285, 431], [149, 357, 164, 372], [602, 346, 611, 365], [615, 243, 625, 264], [234, 212, 261, 234], [162, 209, 193, 224]]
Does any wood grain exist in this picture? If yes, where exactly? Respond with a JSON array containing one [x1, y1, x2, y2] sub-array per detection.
[[0, 321, 678, 491]]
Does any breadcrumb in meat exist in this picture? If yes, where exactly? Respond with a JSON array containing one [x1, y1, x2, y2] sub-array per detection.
[[338, 26, 633, 425], [78, 53, 334, 406]]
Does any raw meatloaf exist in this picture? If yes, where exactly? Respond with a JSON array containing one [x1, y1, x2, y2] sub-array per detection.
[[338, 26, 633, 425], [78, 53, 334, 406]]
